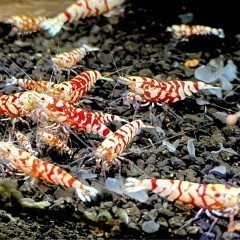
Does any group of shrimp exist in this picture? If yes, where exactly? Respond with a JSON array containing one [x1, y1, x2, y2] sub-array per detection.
[[0, 64, 155, 204], [0, 0, 125, 36], [1, 0, 240, 236], [0, 0, 224, 41], [2, 68, 239, 234]]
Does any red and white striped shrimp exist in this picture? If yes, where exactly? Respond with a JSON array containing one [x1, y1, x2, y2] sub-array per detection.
[[31, 92, 113, 138], [15, 131, 38, 156], [0, 141, 98, 202], [9, 71, 109, 104], [92, 110, 128, 124], [40, 0, 124, 36], [125, 178, 240, 232], [52, 70, 105, 103], [119, 76, 220, 106], [166, 24, 225, 41], [52, 45, 99, 71], [0, 91, 39, 118], [9, 76, 55, 93], [95, 120, 149, 168], [36, 129, 72, 155], [4, 15, 46, 35], [0, 90, 113, 138]]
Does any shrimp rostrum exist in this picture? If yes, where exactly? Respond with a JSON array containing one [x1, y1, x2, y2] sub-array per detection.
[[125, 178, 240, 232]]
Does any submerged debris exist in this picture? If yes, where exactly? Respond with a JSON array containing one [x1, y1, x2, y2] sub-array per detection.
[[187, 138, 196, 158], [211, 143, 238, 155], [84, 205, 129, 231], [195, 58, 238, 90]]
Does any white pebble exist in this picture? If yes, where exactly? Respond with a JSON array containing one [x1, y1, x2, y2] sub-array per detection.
[[209, 166, 226, 175], [142, 220, 160, 233]]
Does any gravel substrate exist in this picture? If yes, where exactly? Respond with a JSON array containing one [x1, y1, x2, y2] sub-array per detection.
[[0, 1, 240, 240]]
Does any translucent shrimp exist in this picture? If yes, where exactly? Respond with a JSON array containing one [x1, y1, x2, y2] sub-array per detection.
[[36, 129, 72, 155]]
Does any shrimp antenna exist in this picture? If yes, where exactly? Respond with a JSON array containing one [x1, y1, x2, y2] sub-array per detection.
[[0, 66, 12, 77], [67, 128, 92, 150], [0, 66, 16, 88], [102, 54, 186, 78], [68, 136, 97, 167], [108, 47, 121, 100], [188, 96, 239, 113], [122, 122, 214, 156], [4, 55, 33, 80]]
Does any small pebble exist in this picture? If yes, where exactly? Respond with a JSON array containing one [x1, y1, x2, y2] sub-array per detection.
[[142, 220, 160, 233]]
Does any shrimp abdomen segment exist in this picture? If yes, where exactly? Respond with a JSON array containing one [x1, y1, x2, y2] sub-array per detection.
[[96, 120, 144, 164], [125, 178, 240, 211]]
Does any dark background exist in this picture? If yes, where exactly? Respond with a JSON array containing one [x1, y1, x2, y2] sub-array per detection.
[[133, 0, 239, 38]]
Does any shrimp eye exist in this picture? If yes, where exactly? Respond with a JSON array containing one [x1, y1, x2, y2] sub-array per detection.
[[61, 87, 65, 91], [41, 97, 45, 100]]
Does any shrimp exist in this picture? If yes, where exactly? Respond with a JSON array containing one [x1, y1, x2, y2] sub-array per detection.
[[0, 91, 39, 118], [10, 71, 111, 104], [0, 90, 113, 138], [2, 15, 46, 36], [36, 129, 72, 155], [31, 92, 113, 138], [95, 120, 150, 168], [51, 45, 99, 71], [166, 24, 225, 41], [15, 131, 38, 156], [52, 70, 107, 103], [119, 76, 221, 106], [92, 110, 128, 124], [40, 0, 124, 36], [0, 141, 98, 202], [9, 76, 55, 93], [125, 178, 240, 232]]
